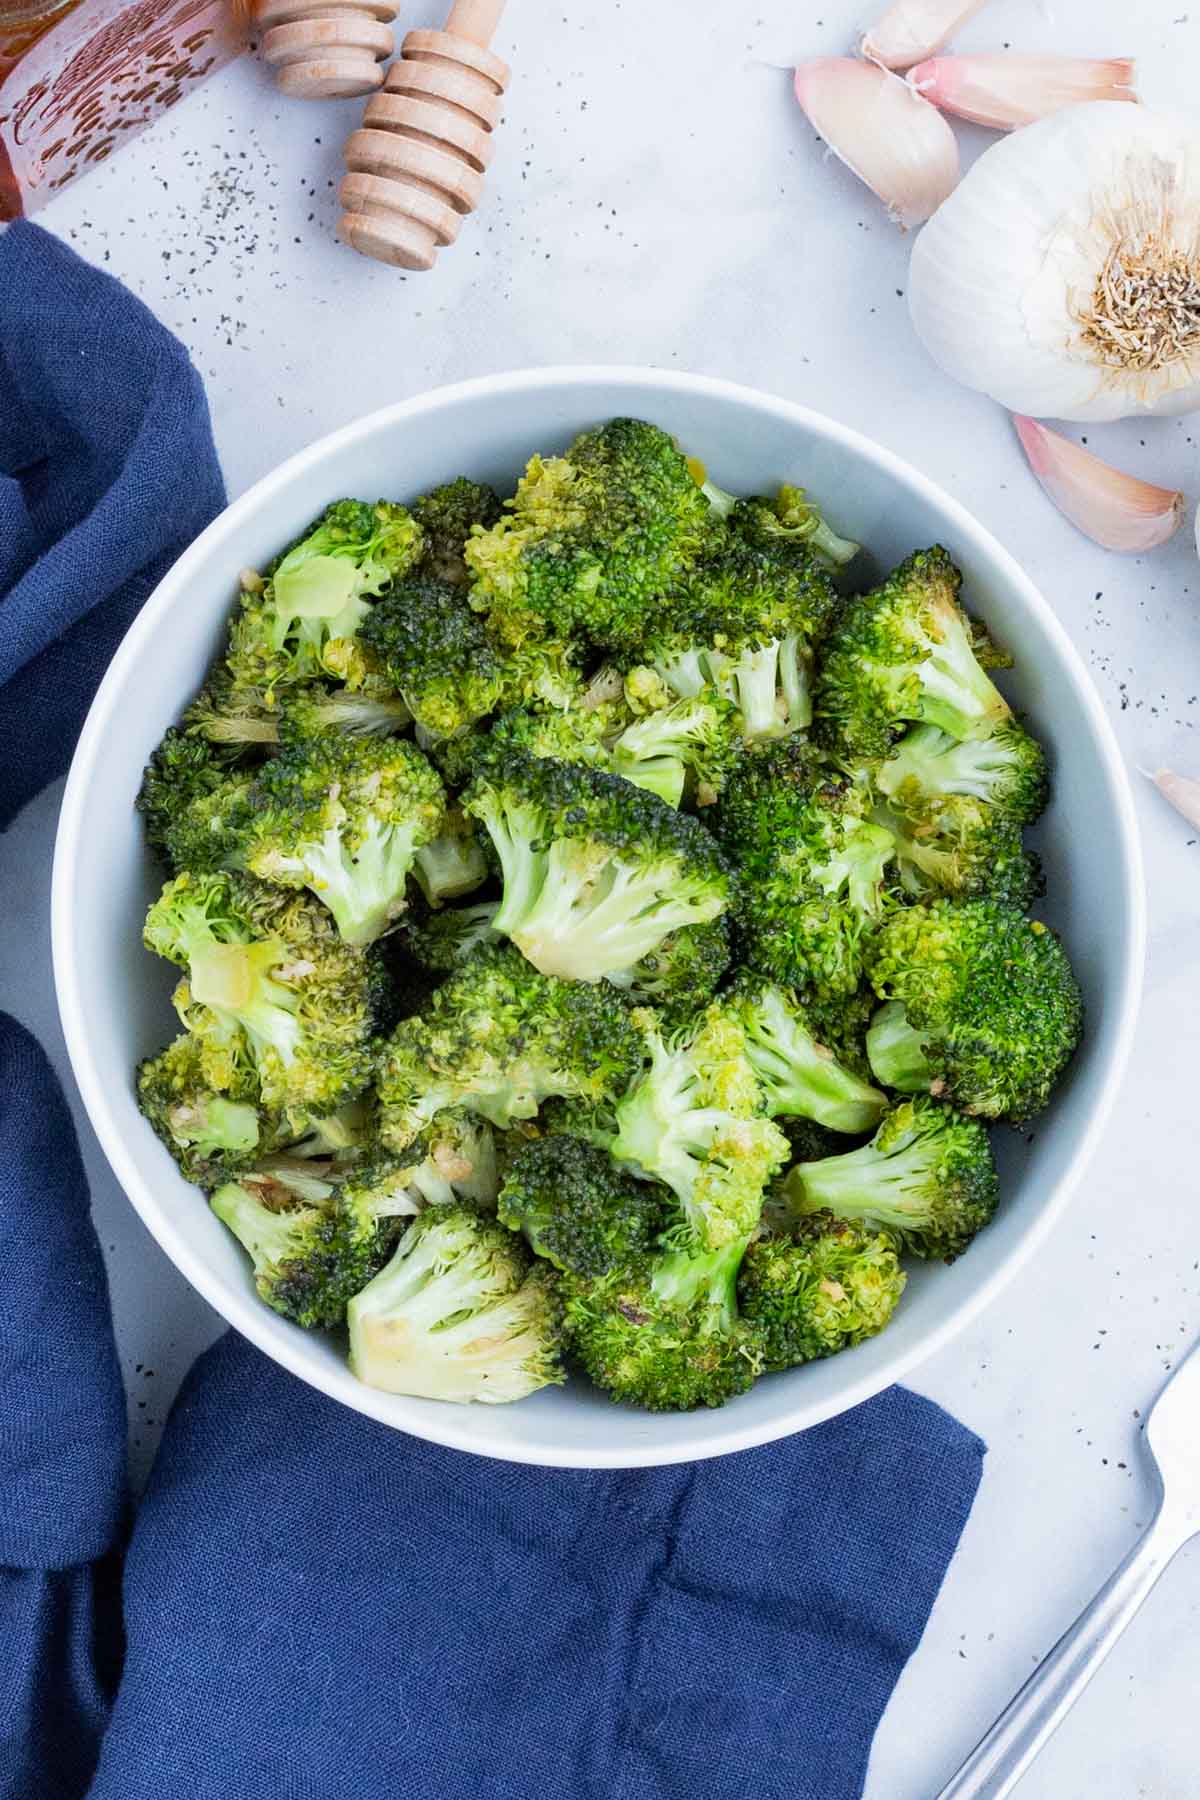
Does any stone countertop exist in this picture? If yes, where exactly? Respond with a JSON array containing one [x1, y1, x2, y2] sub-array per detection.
[[3, 2, 1199, 1793]]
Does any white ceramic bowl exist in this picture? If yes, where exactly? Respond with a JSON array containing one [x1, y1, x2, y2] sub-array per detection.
[[52, 368, 1145, 1468]]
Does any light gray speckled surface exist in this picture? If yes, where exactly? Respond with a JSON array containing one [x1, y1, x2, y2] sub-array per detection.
[[3, 2, 1200, 1794]]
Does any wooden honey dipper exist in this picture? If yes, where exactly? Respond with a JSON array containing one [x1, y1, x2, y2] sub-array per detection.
[[254, 0, 398, 100], [337, 0, 510, 270]]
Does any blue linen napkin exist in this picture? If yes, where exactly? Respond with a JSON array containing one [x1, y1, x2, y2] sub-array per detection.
[[0, 219, 986, 1800]]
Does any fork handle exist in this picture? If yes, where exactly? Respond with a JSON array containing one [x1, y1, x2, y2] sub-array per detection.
[[936, 1506, 1191, 1799]]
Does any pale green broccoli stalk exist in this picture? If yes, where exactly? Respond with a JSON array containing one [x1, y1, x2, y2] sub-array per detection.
[[877, 720, 1048, 825], [610, 1004, 789, 1250], [724, 974, 888, 1134], [347, 1204, 564, 1403], [412, 806, 489, 906], [244, 735, 446, 946], [609, 693, 742, 808]]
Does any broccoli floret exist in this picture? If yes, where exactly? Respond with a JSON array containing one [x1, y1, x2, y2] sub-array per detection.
[[180, 677, 413, 750], [487, 701, 616, 771], [723, 973, 887, 1134], [497, 1135, 668, 1277], [609, 692, 743, 808], [359, 577, 507, 737], [615, 916, 732, 1031], [738, 1215, 906, 1369], [610, 1004, 789, 1250], [561, 1235, 763, 1411], [463, 747, 731, 982], [713, 738, 895, 1000], [465, 418, 713, 650], [137, 1034, 283, 1189], [227, 500, 423, 697], [211, 1176, 393, 1328], [336, 1111, 500, 1222], [875, 796, 1043, 910], [412, 806, 489, 906], [628, 533, 838, 741], [401, 899, 500, 973], [137, 729, 244, 863], [377, 944, 643, 1150], [814, 548, 1012, 756], [278, 686, 412, 743], [412, 477, 502, 586], [877, 720, 1048, 825], [144, 872, 389, 1122], [777, 1096, 999, 1260], [720, 481, 861, 569], [347, 1204, 564, 1403], [866, 898, 1084, 1121], [243, 735, 445, 946], [162, 773, 255, 876]]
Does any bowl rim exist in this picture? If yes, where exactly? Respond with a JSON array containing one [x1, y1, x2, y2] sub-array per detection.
[[51, 364, 1147, 1467]]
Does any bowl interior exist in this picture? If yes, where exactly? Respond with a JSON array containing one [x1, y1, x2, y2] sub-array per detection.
[[52, 369, 1143, 1467]]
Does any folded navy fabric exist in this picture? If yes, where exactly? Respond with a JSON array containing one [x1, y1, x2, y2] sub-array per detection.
[[0, 220, 986, 1800]]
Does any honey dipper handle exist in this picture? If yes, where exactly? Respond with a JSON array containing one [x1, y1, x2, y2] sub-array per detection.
[[444, 0, 506, 48]]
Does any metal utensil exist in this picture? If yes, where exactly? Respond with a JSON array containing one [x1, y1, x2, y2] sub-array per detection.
[[937, 1341, 1200, 1799]]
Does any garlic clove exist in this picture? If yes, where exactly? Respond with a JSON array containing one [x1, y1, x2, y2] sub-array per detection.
[[908, 55, 1137, 130], [861, 0, 987, 71], [1147, 768, 1200, 830], [1013, 415, 1184, 553], [794, 58, 959, 229]]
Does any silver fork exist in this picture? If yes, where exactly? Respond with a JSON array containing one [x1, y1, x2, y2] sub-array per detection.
[[936, 1341, 1200, 1800]]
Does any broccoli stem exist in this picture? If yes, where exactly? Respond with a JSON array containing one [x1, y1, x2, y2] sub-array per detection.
[[921, 604, 1010, 740], [783, 1137, 938, 1235], [211, 1182, 314, 1276], [288, 819, 423, 946], [649, 1236, 745, 1333], [810, 821, 895, 914], [866, 1001, 934, 1093], [188, 940, 304, 1069]]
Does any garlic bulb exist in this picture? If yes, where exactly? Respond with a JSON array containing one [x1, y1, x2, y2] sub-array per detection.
[[1014, 416, 1184, 552], [794, 59, 959, 230], [910, 104, 1200, 421]]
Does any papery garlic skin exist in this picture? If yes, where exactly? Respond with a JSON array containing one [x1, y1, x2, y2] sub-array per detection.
[[1014, 415, 1184, 552], [908, 55, 1137, 131], [794, 58, 959, 230], [862, 0, 987, 71], [910, 103, 1200, 420]]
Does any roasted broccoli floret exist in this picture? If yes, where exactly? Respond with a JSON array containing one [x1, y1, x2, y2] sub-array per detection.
[[227, 499, 423, 696], [182, 677, 413, 750], [713, 737, 895, 1000], [401, 899, 499, 973], [347, 1204, 564, 1402], [412, 477, 502, 586], [609, 692, 743, 808], [486, 701, 615, 771], [335, 1110, 500, 1223], [876, 796, 1043, 911], [723, 973, 887, 1134], [144, 872, 389, 1121], [877, 720, 1048, 825], [359, 577, 507, 737], [137, 1034, 282, 1189], [814, 547, 1012, 756], [866, 898, 1084, 1121], [465, 418, 713, 650], [211, 1174, 395, 1328], [497, 1135, 668, 1277], [776, 1096, 999, 1261], [243, 735, 445, 946], [377, 944, 643, 1150], [718, 480, 861, 569], [137, 729, 244, 864], [609, 1004, 789, 1250], [412, 806, 489, 906], [561, 1234, 763, 1411], [463, 747, 731, 982], [626, 532, 838, 741], [738, 1215, 906, 1369], [615, 916, 732, 1031]]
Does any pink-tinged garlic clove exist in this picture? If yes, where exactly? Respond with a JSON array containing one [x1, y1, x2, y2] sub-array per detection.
[[908, 54, 1137, 130], [861, 0, 987, 71], [1148, 769, 1200, 830], [1013, 416, 1184, 552], [794, 58, 959, 230]]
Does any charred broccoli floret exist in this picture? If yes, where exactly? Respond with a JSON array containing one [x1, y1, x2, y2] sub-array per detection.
[[347, 1204, 564, 1402], [137, 1034, 283, 1189], [876, 796, 1043, 910], [465, 418, 713, 650], [776, 1096, 999, 1260], [412, 477, 502, 586], [713, 737, 895, 1000], [144, 872, 389, 1121], [243, 735, 445, 945], [877, 720, 1048, 825], [182, 676, 413, 750], [227, 499, 423, 697], [359, 577, 507, 737], [723, 973, 887, 1134], [211, 1175, 396, 1328], [610, 1004, 789, 1250], [561, 1234, 763, 1411], [137, 729, 245, 865], [377, 945, 643, 1150], [866, 898, 1084, 1121], [718, 480, 861, 569], [463, 747, 731, 983], [615, 916, 732, 1031], [497, 1134, 668, 1278], [814, 547, 1012, 756], [738, 1215, 906, 1369]]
